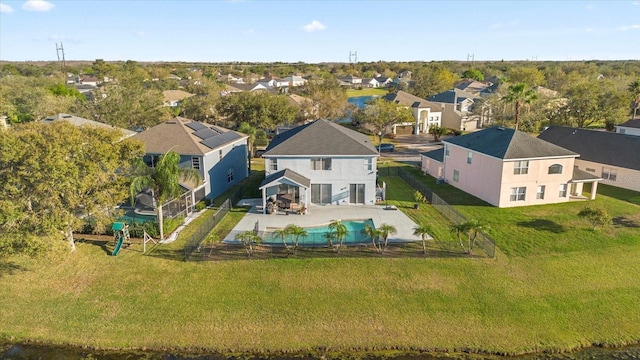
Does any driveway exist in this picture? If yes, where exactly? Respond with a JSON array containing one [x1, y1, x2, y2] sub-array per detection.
[[378, 133, 449, 164]]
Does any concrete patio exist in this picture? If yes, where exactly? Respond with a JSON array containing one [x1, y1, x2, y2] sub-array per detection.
[[225, 199, 426, 244]]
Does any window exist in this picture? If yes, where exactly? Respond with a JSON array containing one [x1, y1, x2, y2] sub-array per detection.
[[586, 168, 595, 173], [227, 168, 234, 183], [559, 184, 567, 198], [602, 167, 617, 181], [269, 159, 278, 172], [536, 185, 545, 200], [218, 149, 223, 161], [445, 145, 449, 157], [548, 164, 563, 174], [513, 160, 529, 175], [619, 128, 626, 134], [191, 157, 200, 170], [453, 170, 459, 182], [364, 158, 373, 171], [349, 184, 365, 204], [510, 187, 526, 201], [311, 157, 332, 170], [467, 151, 473, 164]]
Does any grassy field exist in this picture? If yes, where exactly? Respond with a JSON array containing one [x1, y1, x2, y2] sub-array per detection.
[[1, 161, 640, 357], [346, 88, 389, 97]]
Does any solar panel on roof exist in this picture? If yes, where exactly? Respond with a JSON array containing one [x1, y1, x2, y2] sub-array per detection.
[[185, 122, 207, 131], [201, 131, 242, 149], [193, 128, 218, 139]]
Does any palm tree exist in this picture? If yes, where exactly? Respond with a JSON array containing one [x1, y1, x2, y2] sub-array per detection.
[[413, 224, 433, 255], [378, 223, 397, 253], [361, 223, 382, 253], [450, 222, 472, 254], [324, 230, 335, 251], [502, 83, 537, 130], [273, 227, 293, 255], [235, 230, 261, 257], [237, 122, 257, 158], [466, 219, 489, 253], [329, 220, 348, 254], [130, 151, 201, 241], [628, 79, 640, 119], [285, 224, 308, 255]]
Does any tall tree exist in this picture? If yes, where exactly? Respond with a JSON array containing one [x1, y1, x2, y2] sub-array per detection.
[[411, 64, 459, 98], [0, 122, 144, 254], [502, 83, 537, 130], [628, 79, 640, 119], [217, 92, 297, 130], [462, 68, 484, 81], [129, 151, 201, 241], [355, 98, 414, 140]]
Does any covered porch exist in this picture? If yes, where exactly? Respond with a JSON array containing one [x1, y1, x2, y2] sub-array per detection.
[[259, 169, 311, 215], [569, 167, 603, 200]]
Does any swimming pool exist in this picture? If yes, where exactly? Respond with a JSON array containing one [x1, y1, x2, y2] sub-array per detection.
[[263, 219, 375, 247]]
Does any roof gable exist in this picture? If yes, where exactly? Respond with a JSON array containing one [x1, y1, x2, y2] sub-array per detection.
[[616, 119, 640, 129], [382, 90, 430, 108], [263, 119, 378, 156], [133, 116, 245, 156], [445, 126, 577, 160], [538, 126, 640, 170], [427, 88, 478, 104]]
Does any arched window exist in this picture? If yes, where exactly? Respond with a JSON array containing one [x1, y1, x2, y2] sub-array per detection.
[[548, 164, 563, 174]]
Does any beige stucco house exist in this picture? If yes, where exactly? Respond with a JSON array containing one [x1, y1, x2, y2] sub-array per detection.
[[382, 90, 442, 135], [425, 89, 488, 132], [539, 126, 640, 192], [421, 127, 601, 208]]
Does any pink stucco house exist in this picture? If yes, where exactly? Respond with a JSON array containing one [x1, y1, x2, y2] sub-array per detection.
[[421, 127, 601, 207]]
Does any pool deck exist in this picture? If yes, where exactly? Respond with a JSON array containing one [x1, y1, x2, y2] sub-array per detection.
[[225, 199, 426, 244]]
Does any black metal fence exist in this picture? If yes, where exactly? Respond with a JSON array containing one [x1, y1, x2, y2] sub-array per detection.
[[183, 190, 241, 261], [397, 167, 496, 258]]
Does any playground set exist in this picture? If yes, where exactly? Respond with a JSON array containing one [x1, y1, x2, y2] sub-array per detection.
[[110, 222, 156, 256]]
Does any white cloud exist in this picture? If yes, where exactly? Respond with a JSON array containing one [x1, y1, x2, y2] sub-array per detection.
[[620, 24, 640, 30], [22, 0, 54, 12], [302, 20, 326, 32], [0, 3, 14, 13]]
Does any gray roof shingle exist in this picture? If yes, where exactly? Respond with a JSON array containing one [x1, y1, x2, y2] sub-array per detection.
[[445, 126, 578, 160], [132, 116, 246, 156], [538, 126, 640, 171], [263, 119, 378, 156], [382, 90, 430, 108], [421, 148, 444, 162], [259, 168, 311, 189], [616, 119, 640, 129]]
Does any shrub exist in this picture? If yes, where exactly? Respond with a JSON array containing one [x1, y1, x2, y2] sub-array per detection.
[[195, 201, 207, 212]]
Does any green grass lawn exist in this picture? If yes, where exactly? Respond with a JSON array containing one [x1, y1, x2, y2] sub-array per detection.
[[1, 161, 640, 357], [346, 88, 389, 97]]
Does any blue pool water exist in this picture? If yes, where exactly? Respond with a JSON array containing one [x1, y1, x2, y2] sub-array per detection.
[[264, 219, 375, 247]]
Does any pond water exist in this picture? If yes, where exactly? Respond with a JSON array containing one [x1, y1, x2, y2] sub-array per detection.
[[348, 95, 379, 109], [2, 343, 640, 360]]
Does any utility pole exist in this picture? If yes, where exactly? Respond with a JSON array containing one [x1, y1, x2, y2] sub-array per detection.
[[55, 42, 66, 73], [349, 50, 358, 64]]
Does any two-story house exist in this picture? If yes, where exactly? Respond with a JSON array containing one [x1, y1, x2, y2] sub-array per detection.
[[382, 90, 442, 135], [133, 117, 249, 203], [425, 88, 487, 131], [539, 126, 640, 192], [259, 119, 379, 213], [421, 127, 601, 207]]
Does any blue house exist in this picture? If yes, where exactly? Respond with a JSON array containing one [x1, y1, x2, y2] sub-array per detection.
[[133, 117, 249, 203]]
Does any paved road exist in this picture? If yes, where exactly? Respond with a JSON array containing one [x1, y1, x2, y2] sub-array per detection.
[[378, 134, 448, 165]]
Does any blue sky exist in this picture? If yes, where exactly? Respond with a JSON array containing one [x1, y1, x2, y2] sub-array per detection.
[[1, 0, 639, 63]]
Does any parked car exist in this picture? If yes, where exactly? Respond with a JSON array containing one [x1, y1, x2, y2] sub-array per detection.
[[376, 143, 395, 152]]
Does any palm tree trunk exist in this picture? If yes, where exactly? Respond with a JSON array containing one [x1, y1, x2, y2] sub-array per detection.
[[422, 237, 427, 255], [514, 101, 522, 130], [157, 201, 164, 241]]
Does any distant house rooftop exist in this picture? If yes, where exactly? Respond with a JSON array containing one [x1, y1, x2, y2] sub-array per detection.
[[41, 113, 136, 139]]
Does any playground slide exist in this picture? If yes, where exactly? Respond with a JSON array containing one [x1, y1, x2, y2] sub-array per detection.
[[112, 234, 125, 256]]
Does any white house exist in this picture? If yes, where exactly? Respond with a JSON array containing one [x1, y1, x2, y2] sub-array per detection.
[[382, 90, 442, 135], [615, 119, 640, 137], [260, 119, 379, 213]]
